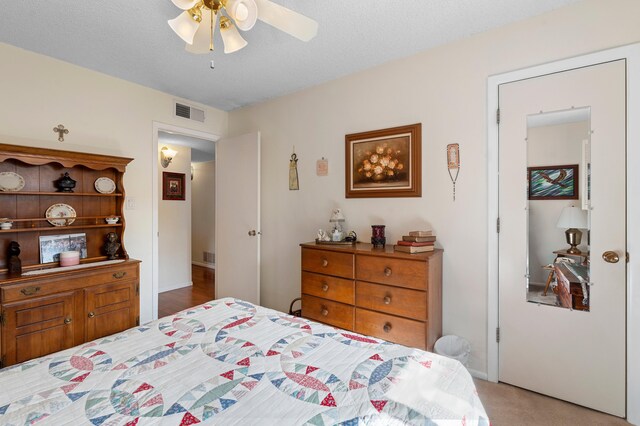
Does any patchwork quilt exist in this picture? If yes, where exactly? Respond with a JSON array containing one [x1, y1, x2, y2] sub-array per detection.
[[0, 298, 489, 425]]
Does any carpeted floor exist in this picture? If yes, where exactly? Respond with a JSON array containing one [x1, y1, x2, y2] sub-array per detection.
[[474, 379, 630, 425]]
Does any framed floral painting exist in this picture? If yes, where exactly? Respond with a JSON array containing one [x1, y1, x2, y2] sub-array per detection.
[[345, 123, 422, 198], [163, 172, 186, 201]]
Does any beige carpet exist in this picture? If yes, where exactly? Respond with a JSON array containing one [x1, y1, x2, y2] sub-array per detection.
[[474, 379, 630, 425]]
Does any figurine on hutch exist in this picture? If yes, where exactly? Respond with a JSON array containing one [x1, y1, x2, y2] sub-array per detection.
[[103, 232, 121, 260], [7, 241, 22, 275]]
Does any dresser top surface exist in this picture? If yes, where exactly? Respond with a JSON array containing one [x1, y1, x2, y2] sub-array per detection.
[[0, 258, 140, 285], [301, 242, 442, 261]]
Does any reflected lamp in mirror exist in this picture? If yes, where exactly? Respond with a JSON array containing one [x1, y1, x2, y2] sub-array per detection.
[[160, 146, 178, 168], [329, 209, 346, 241], [557, 206, 588, 254]]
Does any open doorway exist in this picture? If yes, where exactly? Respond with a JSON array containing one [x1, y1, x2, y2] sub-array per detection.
[[153, 128, 217, 318]]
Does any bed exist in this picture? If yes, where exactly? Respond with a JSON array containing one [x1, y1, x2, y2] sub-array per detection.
[[0, 298, 489, 425]]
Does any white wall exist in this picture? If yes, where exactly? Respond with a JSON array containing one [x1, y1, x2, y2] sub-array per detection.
[[0, 42, 228, 323], [527, 121, 589, 283], [158, 144, 192, 292], [191, 160, 216, 266], [227, 0, 640, 375]]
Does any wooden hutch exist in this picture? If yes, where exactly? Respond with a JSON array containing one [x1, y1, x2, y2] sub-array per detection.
[[0, 143, 140, 367]]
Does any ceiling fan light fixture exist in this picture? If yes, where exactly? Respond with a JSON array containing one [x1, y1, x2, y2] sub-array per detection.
[[220, 16, 248, 54], [172, 0, 200, 10], [168, 10, 201, 44], [186, 9, 215, 53], [225, 0, 258, 31]]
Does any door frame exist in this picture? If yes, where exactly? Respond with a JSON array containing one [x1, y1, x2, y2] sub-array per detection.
[[151, 122, 220, 321], [487, 43, 640, 423]]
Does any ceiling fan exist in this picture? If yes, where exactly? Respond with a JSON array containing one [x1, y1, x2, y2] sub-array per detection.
[[168, 0, 319, 54]]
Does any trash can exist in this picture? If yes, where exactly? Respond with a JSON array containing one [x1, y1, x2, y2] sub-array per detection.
[[434, 335, 471, 367]]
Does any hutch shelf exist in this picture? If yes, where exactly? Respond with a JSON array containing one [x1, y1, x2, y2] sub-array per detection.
[[0, 143, 140, 367]]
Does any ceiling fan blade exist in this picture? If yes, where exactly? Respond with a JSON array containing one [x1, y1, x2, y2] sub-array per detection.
[[186, 10, 215, 54], [172, 0, 199, 10], [254, 0, 318, 42]]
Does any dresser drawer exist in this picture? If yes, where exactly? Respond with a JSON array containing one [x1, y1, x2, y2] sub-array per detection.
[[356, 255, 426, 290], [302, 248, 354, 279], [302, 272, 354, 305], [302, 294, 354, 330], [1, 263, 139, 302], [356, 281, 426, 321], [355, 308, 426, 349]]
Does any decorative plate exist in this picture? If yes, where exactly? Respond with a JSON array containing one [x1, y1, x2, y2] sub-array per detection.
[[94, 177, 116, 194], [46, 203, 76, 226], [0, 172, 25, 192]]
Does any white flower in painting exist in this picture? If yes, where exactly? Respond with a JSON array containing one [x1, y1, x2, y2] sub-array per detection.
[[370, 154, 379, 164], [374, 165, 384, 175]]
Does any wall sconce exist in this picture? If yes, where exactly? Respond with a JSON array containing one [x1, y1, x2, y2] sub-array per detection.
[[160, 146, 178, 168]]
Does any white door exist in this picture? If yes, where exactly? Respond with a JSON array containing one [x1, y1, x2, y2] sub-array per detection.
[[215, 132, 261, 304], [498, 61, 626, 416]]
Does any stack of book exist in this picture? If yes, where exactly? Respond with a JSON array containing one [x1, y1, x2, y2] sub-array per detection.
[[393, 230, 436, 253]]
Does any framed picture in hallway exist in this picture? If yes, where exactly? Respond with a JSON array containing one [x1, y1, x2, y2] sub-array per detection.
[[163, 172, 186, 200]]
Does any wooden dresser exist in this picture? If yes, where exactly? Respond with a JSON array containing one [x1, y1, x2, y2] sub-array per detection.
[[0, 143, 140, 367], [300, 242, 442, 351]]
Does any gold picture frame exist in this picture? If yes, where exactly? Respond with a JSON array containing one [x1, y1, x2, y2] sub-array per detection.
[[345, 123, 422, 198]]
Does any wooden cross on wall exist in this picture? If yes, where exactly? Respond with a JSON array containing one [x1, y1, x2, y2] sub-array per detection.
[[53, 124, 69, 142]]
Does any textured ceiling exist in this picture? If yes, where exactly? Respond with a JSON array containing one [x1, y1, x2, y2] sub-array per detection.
[[0, 0, 581, 111]]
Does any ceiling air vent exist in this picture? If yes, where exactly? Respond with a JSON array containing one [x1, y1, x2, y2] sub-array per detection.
[[174, 102, 205, 123]]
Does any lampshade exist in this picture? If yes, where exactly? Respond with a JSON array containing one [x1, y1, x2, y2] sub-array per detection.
[[330, 209, 345, 222], [226, 0, 258, 31], [186, 9, 215, 54], [220, 19, 248, 54], [557, 206, 588, 229], [168, 11, 200, 44]]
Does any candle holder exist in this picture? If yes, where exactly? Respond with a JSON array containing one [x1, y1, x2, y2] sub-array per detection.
[[371, 225, 386, 248]]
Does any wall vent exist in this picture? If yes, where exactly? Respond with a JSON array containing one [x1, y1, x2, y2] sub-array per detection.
[[203, 251, 215, 264], [174, 102, 205, 123]]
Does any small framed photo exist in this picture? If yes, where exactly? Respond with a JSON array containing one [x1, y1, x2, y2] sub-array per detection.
[[345, 123, 422, 198], [39, 233, 87, 263], [163, 172, 186, 201], [528, 164, 579, 200]]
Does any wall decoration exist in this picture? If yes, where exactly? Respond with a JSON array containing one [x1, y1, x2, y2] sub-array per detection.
[[289, 149, 299, 190], [316, 158, 328, 176], [447, 143, 460, 201], [345, 123, 421, 198], [163, 172, 186, 200], [39, 233, 87, 264], [527, 164, 579, 200], [53, 124, 69, 142]]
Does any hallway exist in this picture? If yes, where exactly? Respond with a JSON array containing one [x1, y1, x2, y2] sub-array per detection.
[[158, 265, 215, 318]]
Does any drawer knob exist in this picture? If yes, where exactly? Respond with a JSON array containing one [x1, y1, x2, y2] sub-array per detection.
[[321, 258, 329, 267], [21, 286, 41, 296], [88, 312, 95, 318], [383, 296, 392, 305], [113, 271, 127, 279], [64, 318, 72, 325], [321, 307, 329, 317], [322, 283, 329, 292], [383, 322, 392, 333], [384, 267, 392, 277]]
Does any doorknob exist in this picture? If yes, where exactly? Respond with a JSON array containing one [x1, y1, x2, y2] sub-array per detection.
[[248, 230, 261, 236], [602, 251, 620, 263]]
